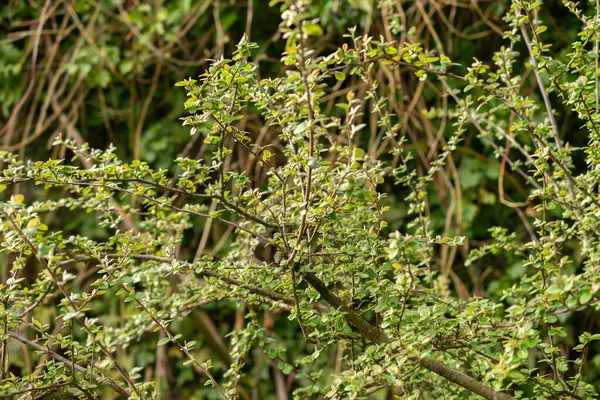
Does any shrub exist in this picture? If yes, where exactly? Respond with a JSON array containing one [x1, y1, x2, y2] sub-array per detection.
[[1, 0, 600, 399]]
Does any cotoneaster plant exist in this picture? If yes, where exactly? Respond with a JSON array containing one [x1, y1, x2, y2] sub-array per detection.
[[1, 0, 600, 399]]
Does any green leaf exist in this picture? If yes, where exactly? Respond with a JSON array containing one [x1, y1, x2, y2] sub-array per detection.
[[262, 150, 272, 163], [10, 194, 24, 204], [303, 24, 323, 37], [580, 290, 592, 304]]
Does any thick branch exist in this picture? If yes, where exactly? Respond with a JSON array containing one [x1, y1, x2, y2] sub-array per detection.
[[418, 357, 515, 400], [300, 271, 516, 400], [302, 271, 388, 344]]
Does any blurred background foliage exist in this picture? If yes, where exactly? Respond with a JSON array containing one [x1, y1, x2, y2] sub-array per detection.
[[2, 0, 599, 398]]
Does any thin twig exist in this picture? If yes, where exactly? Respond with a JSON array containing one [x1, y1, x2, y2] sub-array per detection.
[[8, 332, 130, 397]]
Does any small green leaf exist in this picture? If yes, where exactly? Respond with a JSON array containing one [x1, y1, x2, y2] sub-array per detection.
[[580, 290, 592, 304], [262, 150, 272, 163], [10, 194, 24, 204], [304, 24, 323, 37]]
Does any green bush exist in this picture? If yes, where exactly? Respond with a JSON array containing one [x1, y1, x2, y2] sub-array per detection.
[[2, 0, 600, 399]]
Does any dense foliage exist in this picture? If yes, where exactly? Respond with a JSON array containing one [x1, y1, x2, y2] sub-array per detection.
[[2, 0, 600, 399]]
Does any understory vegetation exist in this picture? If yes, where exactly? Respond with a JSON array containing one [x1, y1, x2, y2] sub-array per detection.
[[2, 0, 600, 399]]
